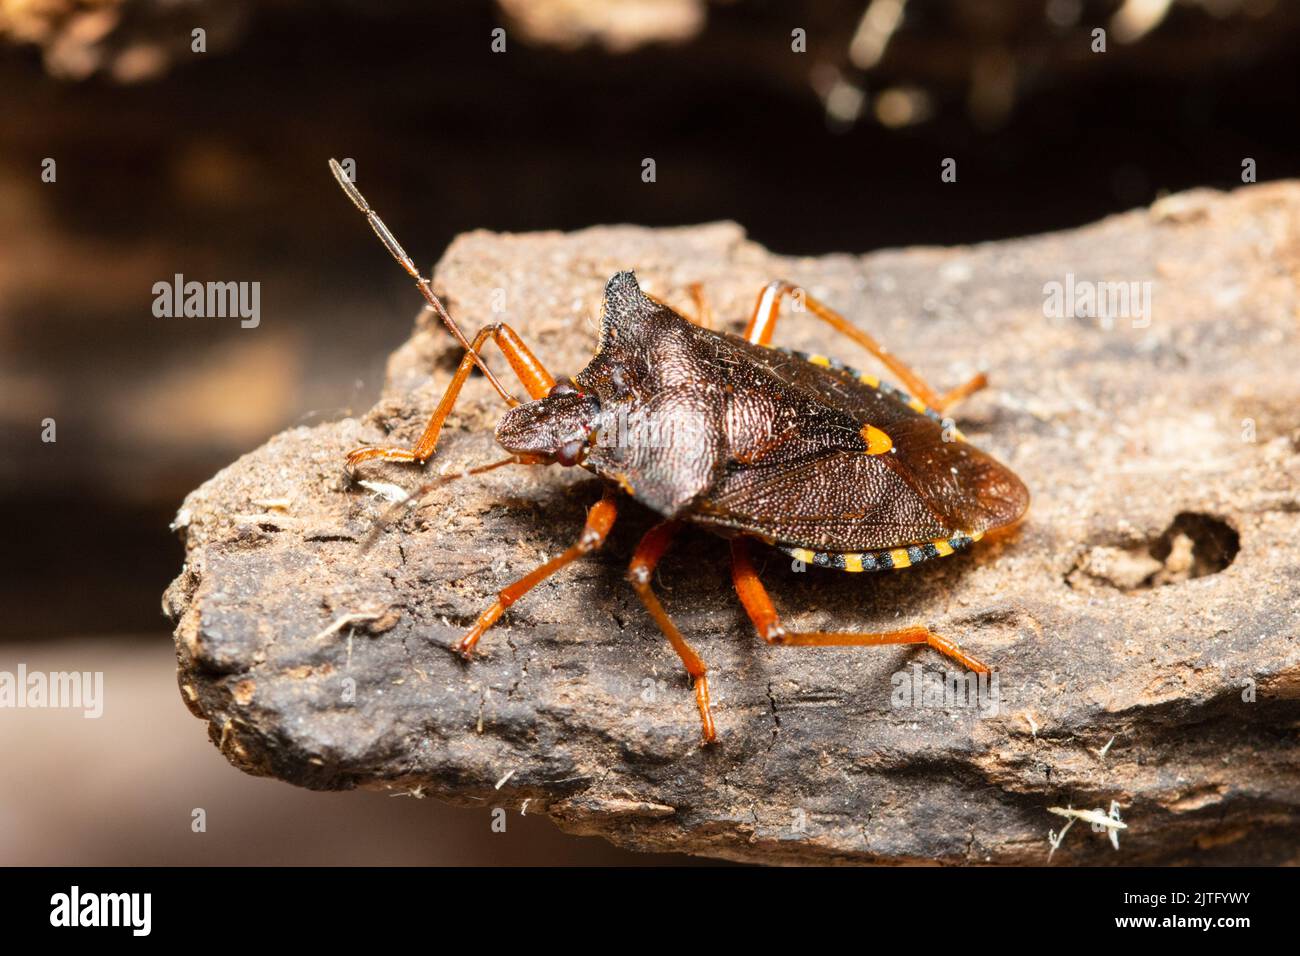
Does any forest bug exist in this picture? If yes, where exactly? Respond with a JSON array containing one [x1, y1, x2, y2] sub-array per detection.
[[329, 160, 1030, 744]]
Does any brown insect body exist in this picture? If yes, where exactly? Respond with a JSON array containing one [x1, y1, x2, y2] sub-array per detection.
[[330, 160, 1029, 744], [498, 271, 1029, 560]]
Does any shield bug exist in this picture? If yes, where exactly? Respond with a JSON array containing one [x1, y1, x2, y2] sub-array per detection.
[[329, 160, 1029, 744]]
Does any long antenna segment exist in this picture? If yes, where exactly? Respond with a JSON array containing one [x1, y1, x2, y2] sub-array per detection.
[[328, 159, 517, 406]]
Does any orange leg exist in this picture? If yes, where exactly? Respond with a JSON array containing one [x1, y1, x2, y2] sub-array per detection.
[[346, 323, 555, 471], [646, 284, 713, 330], [686, 282, 714, 330], [937, 373, 988, 409], [744, 281, 986, 414], [729, 537, 989, 673], [627, 521, 717, 744], [456, 489, 618, 657]]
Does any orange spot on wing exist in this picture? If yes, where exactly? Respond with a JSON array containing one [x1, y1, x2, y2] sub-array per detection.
[[860, 424, 893, 455]]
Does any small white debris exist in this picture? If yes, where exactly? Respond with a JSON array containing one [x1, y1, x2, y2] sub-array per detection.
[[308, 610, 385, 643], [1048, 805, 1128, 830], [1046, 804, 1127, 861], [1021, 711, 1039, 737], [357, 479, 411, 503], [252, 497, 293, 511], [1094, 735, 1116, 761], [1047, 819, 1074, 863], [494, 769, 516, 790], [1108, 801, 1123, 851]]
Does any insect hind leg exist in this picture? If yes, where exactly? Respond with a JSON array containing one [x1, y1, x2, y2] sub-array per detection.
[[744, 281, 986, 414], [729, 537, 989, 673]]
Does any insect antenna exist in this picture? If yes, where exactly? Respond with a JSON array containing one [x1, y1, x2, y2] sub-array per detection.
[[357, 454, 538, 554], [328, 158, 517, 406]]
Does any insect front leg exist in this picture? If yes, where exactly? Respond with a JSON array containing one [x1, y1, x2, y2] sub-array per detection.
[[455, 488, 618, 658], [729, 537, 990, 673], [626, 521, 717, 744], [345, 322, 555, 471], [743, 281, 987, 414]]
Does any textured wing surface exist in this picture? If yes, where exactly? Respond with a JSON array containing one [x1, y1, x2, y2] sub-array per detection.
[[693, 338, 1029, 551]]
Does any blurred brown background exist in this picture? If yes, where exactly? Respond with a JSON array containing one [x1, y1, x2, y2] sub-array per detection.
[[1, 0, 1298, 864]]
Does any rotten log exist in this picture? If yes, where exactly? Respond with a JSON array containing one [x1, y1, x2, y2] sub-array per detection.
[[164, 183, 1300, 864]]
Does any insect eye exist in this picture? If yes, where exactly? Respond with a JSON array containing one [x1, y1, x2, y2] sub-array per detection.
[[549, 378, 580, 398], [555, 437, 586, 466]]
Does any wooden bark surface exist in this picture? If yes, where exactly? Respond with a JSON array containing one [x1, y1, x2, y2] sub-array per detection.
[[165, 183, 1300, 864]]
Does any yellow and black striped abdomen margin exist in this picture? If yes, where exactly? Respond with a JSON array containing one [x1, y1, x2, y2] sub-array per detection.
[[780, 530, 985, 573], [777, 347, 967, 441]]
